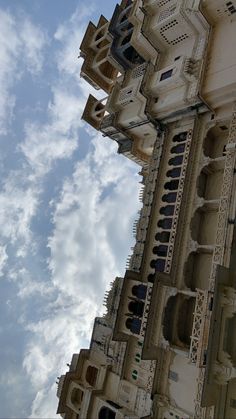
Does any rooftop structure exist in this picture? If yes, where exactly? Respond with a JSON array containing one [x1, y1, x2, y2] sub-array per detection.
[[56, 1, 236, 418]]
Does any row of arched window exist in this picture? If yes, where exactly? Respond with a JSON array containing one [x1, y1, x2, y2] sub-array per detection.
[[149, 131, 188, 277], [125, 285, 147, 334]]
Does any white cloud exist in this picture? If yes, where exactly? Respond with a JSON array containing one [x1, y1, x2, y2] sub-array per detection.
[[0, 175, 38, 247], [23, 134, 141, 418], [0, 9, 47, 135], [21, 88, 82, 177], [0, 76, 83, 251], [0, 10, 20, 135], [30, 385, 58, 419], [16, 268, 53, 299], [0, 4, 142, 419], [54, 4, 95, 78], [0, 245, 8, 277], [19, 19, 47, 74], [48, 134, 140, 298]]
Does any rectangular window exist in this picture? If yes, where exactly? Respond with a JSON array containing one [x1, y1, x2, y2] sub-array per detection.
[[160, 69, 173, 81], [168, 370, 178, 381]]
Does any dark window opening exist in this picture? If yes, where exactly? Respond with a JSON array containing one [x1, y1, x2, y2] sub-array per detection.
[[153, 245, 168, 257], [160, 69, 173, 81], [120, 14, 128, 23], [95, 31, 105, 42], [171, 143, 185, 154], [168, 155, 183, 166], [85, 366, 98, 386], [162, 192, 177, 203], [155, 231, 171, 243], [158, 218, 173, 229], [164, 180, 179, 191], [132, 284, 147, 300], [98, 406, 116, 419], [95, 103, 104, 112], [128, 300, 144, 317], [132, 369, 138, 380], [150, 258, 165, 272], [172, 132, 187, 142], [125, 317, 141, 334], [166, 167, 181, 178], [121, 34, 131, 46], [160, 205, 175, 216], [71, 388, 84, 410], [123, 46, 144, 65]]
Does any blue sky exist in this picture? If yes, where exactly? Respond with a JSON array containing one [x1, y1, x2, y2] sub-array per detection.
[[0, 1, 141, 417]]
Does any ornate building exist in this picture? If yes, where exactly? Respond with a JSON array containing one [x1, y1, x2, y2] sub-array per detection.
[[56, 1, 236, 418]]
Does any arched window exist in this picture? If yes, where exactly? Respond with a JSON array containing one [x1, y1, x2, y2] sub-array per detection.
[[153, 245, 168, 257], [71, 388, 84, 410], [157, 218, 173, 229], [160, 205, 175, 216], [132, 284, 147, 300], [128, 300, 144, 317], [132, 370, 138, 380], [172, 132, 187, 142], [171, 143, 185, 154], [168, 155, 183, 166], [166, 167, 181, 178], [164, 180, 179, 191], [135, 353, 141, 362], [125, 317, 142, 334], [162, 192, 177, 203], [155, 231, 170, 243], [85, 365, 98, 386], [98, 406, 116, 419], [150, 259, 165, 272]]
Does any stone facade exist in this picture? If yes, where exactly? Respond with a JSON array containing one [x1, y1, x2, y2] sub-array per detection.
[[56, 1, 236, 418]]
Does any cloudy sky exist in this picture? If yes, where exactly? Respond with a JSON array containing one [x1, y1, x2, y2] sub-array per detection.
[[0, 1, 141, 417]]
